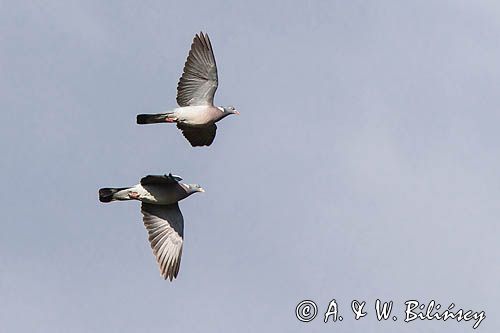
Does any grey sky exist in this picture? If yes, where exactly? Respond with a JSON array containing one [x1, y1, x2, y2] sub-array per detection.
[[1, 0, 499, 332]]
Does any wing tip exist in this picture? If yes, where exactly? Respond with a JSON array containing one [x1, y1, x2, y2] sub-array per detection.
[[161, 264, 179, 281], [193, 31, 211, 49]]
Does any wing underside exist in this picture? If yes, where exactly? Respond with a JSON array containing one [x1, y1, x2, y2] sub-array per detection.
[[141, 203, 184, 281], [177, 123, 217, 147]]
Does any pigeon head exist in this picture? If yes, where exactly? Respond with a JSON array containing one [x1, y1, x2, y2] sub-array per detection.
[[184, 184, 205, 194], [222, 106, 239, 115]]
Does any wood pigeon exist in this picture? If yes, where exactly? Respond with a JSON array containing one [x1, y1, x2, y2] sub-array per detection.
[[99, 173, 204, 281], [137, 32, 239, 147]]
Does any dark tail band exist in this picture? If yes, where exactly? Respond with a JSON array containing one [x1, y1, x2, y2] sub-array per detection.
[[99, 187, 127, 203], [137, 113, 170, 124]]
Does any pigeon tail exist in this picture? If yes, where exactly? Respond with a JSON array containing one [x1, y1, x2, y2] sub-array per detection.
[[137, 113, 176, 124], [99, 187, 129, 203]]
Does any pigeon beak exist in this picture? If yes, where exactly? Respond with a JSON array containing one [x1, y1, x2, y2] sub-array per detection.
[[233, 110, 240, 115], [198, 187, 205, 193]]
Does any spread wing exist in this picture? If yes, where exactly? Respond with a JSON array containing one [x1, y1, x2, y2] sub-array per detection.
[[140, 173, 182, 186], [177, 123, 217, 147], [176, 32, 218, 107], [141, 203, 184, 281]]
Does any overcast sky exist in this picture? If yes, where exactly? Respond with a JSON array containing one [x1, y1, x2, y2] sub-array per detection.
[[1, 1, 499, 332]]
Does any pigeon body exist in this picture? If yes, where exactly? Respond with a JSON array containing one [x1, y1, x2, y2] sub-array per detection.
[[98, 173, 204, 280], [173, 105, 232, 127], [136, 32, 238, 147]]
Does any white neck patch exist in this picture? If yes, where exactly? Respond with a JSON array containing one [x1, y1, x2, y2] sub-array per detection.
[[217, 107, 224, 112]]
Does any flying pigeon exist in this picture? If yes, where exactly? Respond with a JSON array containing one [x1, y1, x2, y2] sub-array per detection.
[[136, 32, 239, 147], [98, 173, 204, 281]]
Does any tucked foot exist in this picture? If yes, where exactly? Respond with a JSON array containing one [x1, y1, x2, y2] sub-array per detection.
[[128, 191, 140, 199]]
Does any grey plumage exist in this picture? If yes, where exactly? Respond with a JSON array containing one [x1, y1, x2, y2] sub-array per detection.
[[136, 32, 239, 147], [140, 173, 182, 186], [142, 202, 184, 281], [177, 32, 218, 107], [177, 123, 217, 147], [98, 173, 204, 280]]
